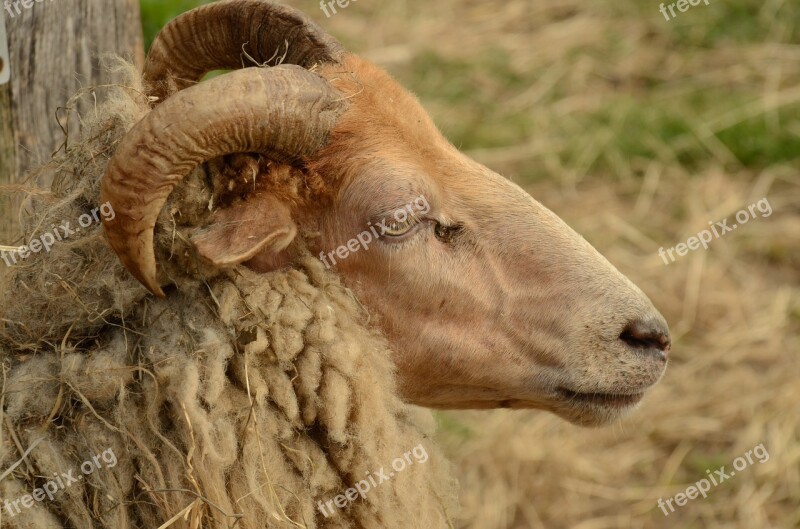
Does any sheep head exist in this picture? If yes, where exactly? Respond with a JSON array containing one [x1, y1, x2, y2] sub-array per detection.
[[100, 0, 670, 426]]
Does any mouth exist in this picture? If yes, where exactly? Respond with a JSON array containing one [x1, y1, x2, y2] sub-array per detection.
[[556, 387, 645, 408]]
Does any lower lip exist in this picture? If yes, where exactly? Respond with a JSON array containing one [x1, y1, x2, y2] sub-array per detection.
[[557, 388, 645, 408]]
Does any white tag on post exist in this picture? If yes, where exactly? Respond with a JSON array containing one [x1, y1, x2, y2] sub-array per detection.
[[0, 11, 9, 85]]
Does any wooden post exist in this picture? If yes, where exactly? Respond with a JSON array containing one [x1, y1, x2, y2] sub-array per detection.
[[0, 0, 143, 242]]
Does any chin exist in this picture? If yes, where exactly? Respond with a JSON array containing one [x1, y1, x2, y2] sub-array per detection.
[[554, 398, 644, 427], [414, 388, 649, 427]]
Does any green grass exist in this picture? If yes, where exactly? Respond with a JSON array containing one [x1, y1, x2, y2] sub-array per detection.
[[685, 452, 729, 478], [716, 111, 800, 166]]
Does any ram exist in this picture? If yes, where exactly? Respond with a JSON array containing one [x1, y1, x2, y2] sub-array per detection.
[[0, 1, 670, 528]]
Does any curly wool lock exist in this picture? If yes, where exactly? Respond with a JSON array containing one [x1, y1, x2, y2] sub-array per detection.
[[0, 61, 456, 529]]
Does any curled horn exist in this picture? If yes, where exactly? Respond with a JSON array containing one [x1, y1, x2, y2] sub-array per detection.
[[144, 0, 345, 102], [101, 1, 348, 296], [99, 66, 346, 297]]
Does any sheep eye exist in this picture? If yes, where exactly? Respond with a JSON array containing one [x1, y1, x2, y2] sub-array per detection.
[[382, 217, 420, 237]]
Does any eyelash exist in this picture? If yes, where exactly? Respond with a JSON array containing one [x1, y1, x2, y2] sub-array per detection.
[[381, 215, 421, 237]]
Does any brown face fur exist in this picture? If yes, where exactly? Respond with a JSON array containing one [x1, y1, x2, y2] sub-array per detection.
[[283, 56, 669, 426], [111, 51, 668, 427]]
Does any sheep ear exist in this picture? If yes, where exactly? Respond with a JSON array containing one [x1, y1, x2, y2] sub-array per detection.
[[191, 193, 297, 271]]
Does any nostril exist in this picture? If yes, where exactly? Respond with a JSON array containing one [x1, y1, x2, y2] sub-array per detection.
[[620, 319, 671, 359]]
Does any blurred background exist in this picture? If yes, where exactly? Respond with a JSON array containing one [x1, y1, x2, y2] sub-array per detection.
[[236, 1, 798, 528], [8, 0, 800, 527]]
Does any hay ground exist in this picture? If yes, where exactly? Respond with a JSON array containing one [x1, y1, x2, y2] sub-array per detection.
[[4, 0, 798, 527]]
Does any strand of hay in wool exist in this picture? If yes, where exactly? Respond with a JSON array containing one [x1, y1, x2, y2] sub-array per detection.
[[155, 499, 200, 529], [148, 489, 244, 524], [0, 435, 43, 481], [242, 351, 306, 528]]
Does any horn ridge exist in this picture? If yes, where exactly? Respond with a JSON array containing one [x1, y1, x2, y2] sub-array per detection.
[[144, 0, 345, 102]]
